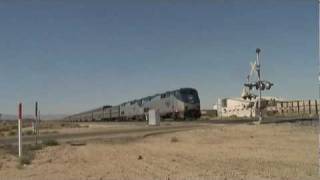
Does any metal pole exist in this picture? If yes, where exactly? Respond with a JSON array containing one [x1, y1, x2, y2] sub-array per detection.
[[18, 102, 22, 157], [256, 48, 262, 123]]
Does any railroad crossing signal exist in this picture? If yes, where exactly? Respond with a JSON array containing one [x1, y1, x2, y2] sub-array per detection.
[[243, 48, 274, 124], [244, 80, 274, 91]]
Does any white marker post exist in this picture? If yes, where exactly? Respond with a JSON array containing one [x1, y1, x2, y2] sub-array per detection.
[[18, 102, 22, 157], [318, 0, 320, 176]]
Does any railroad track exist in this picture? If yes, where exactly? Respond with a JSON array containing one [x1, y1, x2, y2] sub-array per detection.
[[0, 123, 203, 146]]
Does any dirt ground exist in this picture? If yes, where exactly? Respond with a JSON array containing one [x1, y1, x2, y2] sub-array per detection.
[[0, 123, 318, 180]]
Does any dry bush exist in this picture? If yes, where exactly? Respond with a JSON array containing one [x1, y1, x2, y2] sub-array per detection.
[[42, 139, 59, 146], [18, 155, 32, 165], [26, 144, 43, 151], [41, 130, 59, 135], [7, 130, 16, 136], [39, 122, 81, 129], [171, 137, 179, 143], [23, 130, 34, 136]]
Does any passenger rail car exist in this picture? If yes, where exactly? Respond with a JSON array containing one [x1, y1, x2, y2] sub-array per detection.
[[66, 88, 201, 121]]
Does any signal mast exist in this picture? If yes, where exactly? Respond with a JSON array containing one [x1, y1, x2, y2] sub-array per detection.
[[242, 48, 274, 123]]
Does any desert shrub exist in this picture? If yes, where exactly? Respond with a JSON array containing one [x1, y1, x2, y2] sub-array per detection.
[[171, 137, 179, 143], [24, 130, 34, 136], [27, 144, 43, 151], [8, 130, 16, 136], [16, 164, 23, 169], [41, 131, 59, 135], [10, 125, 18, 130], [0, 126, 11, 132], [42, 139, 59, 146], [229, 115, 238, 119], [18, 154, 32, 165], [137, 155, 143, 160]]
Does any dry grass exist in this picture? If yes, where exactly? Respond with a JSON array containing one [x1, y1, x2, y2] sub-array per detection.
[[38, 122, 82, 129], [42, 139, 59, 146], [0, 123, 318, 180]]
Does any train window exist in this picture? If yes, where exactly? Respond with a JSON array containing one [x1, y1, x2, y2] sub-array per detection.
[[161, 94, 165, 99]]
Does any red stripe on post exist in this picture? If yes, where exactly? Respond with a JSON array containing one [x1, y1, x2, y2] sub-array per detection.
[[18, 103, 22, 120]]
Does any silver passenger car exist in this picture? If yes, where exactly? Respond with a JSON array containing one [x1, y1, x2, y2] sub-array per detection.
[[66, 88, 200, 121]]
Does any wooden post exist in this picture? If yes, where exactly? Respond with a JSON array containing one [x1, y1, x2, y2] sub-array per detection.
[[316, 100, 318, 115], [309, 100, 311, 114], [297, 101, 300, 114]]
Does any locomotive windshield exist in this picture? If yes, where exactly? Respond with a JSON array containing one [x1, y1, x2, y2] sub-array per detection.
[[179, 89, 200, 104]]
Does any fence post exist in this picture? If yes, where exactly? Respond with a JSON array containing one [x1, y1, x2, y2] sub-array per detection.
[[316, 100, 318, 115], [309, 100, 311, 114]]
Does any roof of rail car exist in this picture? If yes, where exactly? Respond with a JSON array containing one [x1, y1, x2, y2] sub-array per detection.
[[68, 87, 199, 117]]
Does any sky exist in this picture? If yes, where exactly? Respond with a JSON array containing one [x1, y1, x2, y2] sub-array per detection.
[[0, 0, 318, 115]]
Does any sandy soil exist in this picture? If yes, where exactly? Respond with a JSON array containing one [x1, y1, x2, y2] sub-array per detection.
[[0, 123, 318, 180]]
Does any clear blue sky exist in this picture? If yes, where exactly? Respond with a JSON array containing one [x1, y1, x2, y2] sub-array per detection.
[[0, 0, 318, 115]]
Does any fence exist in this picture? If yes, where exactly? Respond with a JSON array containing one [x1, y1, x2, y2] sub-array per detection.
[[267, 100, 319, 116]]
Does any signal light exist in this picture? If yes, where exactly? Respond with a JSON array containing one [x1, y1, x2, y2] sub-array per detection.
[[260, 82, 265, 90]]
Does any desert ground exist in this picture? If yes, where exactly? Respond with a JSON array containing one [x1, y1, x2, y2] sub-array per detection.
[[0, 121, 318, 180]]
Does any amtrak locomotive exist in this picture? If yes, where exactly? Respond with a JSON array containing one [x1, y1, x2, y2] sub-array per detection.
[[66, 88, 201, 121]]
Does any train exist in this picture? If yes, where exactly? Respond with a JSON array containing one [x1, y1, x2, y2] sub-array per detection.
[[65, 88, 201, 122]]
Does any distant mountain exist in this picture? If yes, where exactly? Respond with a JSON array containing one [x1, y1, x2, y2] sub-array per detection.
[[0, 114, 68, 121], [39, 114, 68, 120], [0, 114, 17, 120]]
